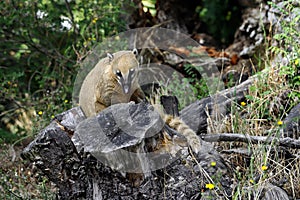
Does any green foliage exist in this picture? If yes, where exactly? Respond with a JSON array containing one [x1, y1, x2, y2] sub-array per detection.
[[196, 0, 241, 45], [236, 1, 300, 129], [0, 0, 127, 138], [160, 63, 209, 110], [0, 128, 20, 144], [269, 1, 300, 98], [159, 72, 196, 110], [141, 0, 157, 16], [184, 63, 209, 99]]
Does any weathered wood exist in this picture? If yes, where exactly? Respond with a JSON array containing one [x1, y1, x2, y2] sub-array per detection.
[[160, 95, 179, 117], [201, 133, 300, 149], [73, 102, 165, 174], [180, 76, 254, 134], [21, 107, 87, 199]]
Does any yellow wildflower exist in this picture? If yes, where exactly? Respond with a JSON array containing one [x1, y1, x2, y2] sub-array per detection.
[[38, 111, 43, 115], [92, 17, 98, 24], [277, 120, 283, 125], [64, 99, 68, 103], [205, 183, 215, 190], [295, 58, 299, 65], [249, 179, 254, 184], [210, 161, 216, 167], [240, 101, 246, 106], [261, 165, 268, 171]]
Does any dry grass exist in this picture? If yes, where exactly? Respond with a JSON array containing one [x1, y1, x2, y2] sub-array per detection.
[[207, 60, 300, 199], [0, 144, 57, 200]]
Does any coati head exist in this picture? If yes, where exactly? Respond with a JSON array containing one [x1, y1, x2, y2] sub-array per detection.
[[108, 49, 139, 94]]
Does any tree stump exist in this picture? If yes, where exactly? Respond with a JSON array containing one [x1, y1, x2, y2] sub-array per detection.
[[22, 101, 233, 199]]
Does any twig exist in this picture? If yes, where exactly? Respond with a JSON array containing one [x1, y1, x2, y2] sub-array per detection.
[[201, 133, 300, 149]]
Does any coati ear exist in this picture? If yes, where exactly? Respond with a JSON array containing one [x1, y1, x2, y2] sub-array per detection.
[[132, 48, 143, 65], [132, 48, 138, 56], [132, 48, 141, 65], [107, 53, 114, 62]]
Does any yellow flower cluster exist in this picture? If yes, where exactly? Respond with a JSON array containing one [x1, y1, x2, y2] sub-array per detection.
[[205, 183, 215, 190]]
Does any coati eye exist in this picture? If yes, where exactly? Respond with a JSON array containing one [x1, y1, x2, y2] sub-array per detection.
[[132, 48, 138, 56], [115, 70, 122, 77]]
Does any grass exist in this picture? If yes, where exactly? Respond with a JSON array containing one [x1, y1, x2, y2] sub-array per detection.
[[235, 74, 299, 198], [0, 144, 57, 200], [203, 2, 300, 197]]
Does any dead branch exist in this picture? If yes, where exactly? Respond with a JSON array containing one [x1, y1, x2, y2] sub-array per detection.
[[201, 133, 300, 149]]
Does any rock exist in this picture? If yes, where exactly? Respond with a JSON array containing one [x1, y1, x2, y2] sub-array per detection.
[[260, 183, 289, 200]]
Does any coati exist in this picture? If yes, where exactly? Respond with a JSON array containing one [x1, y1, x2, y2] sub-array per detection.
[[79, 49, 201, 153], [79, 49, 145, 117]]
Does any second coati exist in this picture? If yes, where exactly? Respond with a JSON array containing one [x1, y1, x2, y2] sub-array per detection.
[[79, 49, 201, 153]]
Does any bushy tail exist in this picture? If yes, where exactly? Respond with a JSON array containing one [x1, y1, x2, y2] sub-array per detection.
[[164, 115, 201, 154]]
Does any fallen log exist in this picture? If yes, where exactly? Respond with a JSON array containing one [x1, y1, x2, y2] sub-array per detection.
[[180, 75, 254, 133]]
